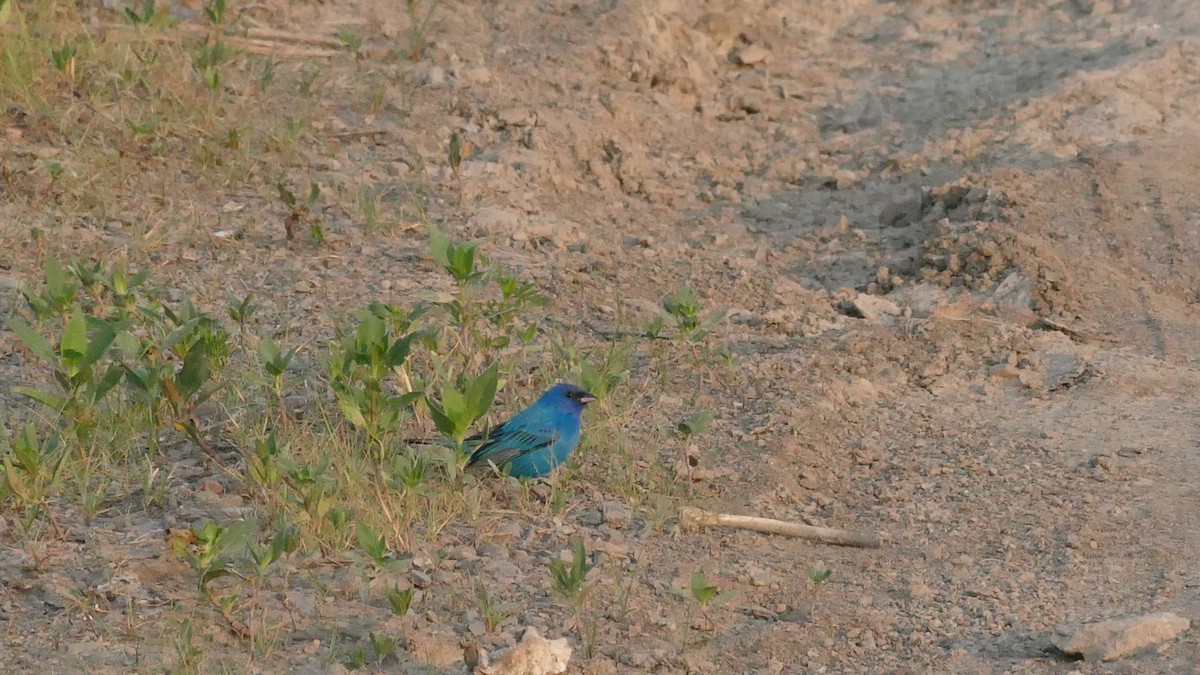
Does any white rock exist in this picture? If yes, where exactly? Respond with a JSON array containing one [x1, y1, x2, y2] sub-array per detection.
[[1052, 612, 1190, 661], [476, 627, 572, 675], [852, 294, 901, 325]]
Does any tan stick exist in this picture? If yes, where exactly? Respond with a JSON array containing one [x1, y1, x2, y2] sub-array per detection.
[[681, 506, 881, 548], [98, 24, 343, 58]]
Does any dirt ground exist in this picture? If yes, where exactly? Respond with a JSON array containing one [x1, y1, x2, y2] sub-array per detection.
[[3, 0, 1200, 672]]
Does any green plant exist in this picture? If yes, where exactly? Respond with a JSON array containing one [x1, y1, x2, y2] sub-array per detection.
[[475, 584, 509, 632], [1, 425, 66, 531], [548, 539, 592, 602], [227, 292, 256, 332], [548, 540, 596, 656], [403, 0, 440, 61], [336, 27, 363, 53], [203, 0, 228, 25], [425, 362, 498, 452], [355, 521, 389, 573], [176, 519, 255, 591], [9, 308, 122, 437], [172, 619, 204, 672], [49, 42, 76, 80], [248, 524, 298, 578], [368, 632, 396, 665], [662, 287, 725, 343], [387, 586, 415, 617], [18, 257, 78, 322], [690, 570, 734, 615], [676, 410, 714, 438], [278, 181, 323, 241], [324, 311, 424, 452], [124, 0, 159, 27], [257, 336, 296, 421]]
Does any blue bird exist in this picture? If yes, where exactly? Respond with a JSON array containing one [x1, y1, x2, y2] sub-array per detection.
[[417, 383, 597, 479]]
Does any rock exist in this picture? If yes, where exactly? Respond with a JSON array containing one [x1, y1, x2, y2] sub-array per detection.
[[851, 294, 901, 325], [469, 206, 523, 233], [879, 189, 925, 228], [577, 507, 603, 527], [476, 627, 572, 675], [1052, 612, 1190, 661], [461, 66, 493, 85], [733, 44, 770, 66], [498, 108, 535, 128], [601, 500, 633, 528], [407, 627, 464, 669], [992, 272, 1033, 311]]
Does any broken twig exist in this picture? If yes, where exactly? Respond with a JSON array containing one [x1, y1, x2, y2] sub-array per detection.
[[681, 506, 881, 548]]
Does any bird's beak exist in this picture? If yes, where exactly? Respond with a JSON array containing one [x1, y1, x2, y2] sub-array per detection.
[[579, 393, 597, 404]]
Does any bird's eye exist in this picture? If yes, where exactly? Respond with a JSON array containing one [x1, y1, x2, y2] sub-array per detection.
[[566, 391, 579, 400]]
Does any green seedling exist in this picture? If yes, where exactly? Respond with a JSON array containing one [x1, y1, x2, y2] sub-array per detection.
[[369, 632, 396, 665], [403, 0, 440, 61], [1, 425, 65, 528], [227, 291, 256, 331], [425, 362, 498, 455], [249, 524, 298, 577], [355, 521, 389, 573], [476, 584, 508, 632], [9, 309, 122, 436], [548, 539, 592, 603], [278, 181, 323, 241], [203, 0, 228, 25], [282, 456, 336, 527], [548, 540, 595, 655], [806, 564, 832, 587], [257, 336, 296, 420], [676, 410, 714, 438], [18, 258, 78, 322], [248, 431, 285, 490], [387, 450, 429, 496], [662, 287, 726, 343], [427, 223, 484, 287], [50, 42, 76, 79], [325, 312, 424, 450], [690, 570, 735, 613], [387, 586, 415, 617], [336, 27, 363, 53], [175, 519, 255, 591], [124, 0, 158, 26]]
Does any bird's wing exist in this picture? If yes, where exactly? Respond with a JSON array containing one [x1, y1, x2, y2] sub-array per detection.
[[467, 427, 558, 469]]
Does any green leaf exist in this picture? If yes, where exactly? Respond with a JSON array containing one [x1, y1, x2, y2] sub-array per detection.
[[257, 336, 280, 364], [691, 571, 718, 605], [162, 317, 201, 353], [465, 363, 498, 422], [385, 332, 417, 368], [425, 398, 456, 439], [81, 318, 117, 368], [356, 521, 386, 563], [44, 257, 69, 299], [59, 312, 88, 362], [336, 392, 369, 429], [215, 518, 255, 554], [176, 341, 210, 398], [11, 386, 68, 411], [677, 410, 715, 438], [427, 222, 452, 269], [93, 364, 124, 400], [7, 318, 56, 363]]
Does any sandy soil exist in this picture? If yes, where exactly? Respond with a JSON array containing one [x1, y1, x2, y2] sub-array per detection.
[[3, 0, 1200, 672]]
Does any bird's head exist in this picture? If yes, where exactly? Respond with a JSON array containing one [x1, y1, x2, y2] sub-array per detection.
[[540, 383, 597, 414]]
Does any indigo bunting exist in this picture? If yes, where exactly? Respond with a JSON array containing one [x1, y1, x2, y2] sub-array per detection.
[[416, 383, 597, 478]]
